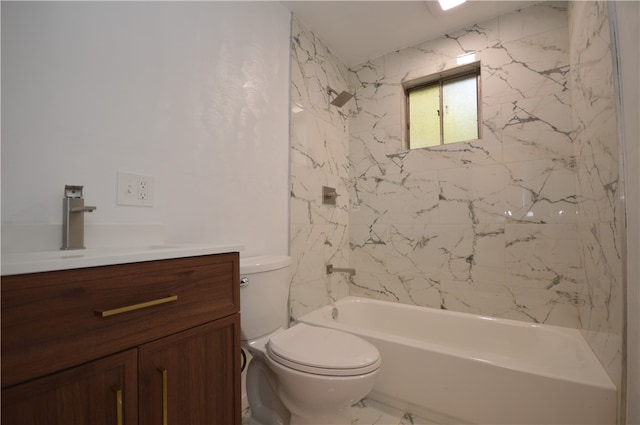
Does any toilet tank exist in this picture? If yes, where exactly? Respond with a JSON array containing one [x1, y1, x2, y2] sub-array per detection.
[[240, 255, 292, 342]]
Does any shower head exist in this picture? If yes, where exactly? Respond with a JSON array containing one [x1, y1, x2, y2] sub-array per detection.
[[327, 86, 354, 108]]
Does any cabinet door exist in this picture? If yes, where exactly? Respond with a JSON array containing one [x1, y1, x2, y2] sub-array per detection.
[[2, 349, 138, 425], [139, 314, 241, 425]]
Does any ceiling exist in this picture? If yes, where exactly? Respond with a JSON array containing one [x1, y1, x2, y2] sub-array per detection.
[[282, 1, 539, 67]]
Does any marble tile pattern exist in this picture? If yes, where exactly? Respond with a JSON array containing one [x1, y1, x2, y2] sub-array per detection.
[[243, 398, 436, 425], [569, 0, 623, 400], [289, 17, 352, 320], [348, 2, 582, 327]]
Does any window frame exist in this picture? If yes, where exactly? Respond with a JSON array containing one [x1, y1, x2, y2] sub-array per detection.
[[403, 62, 482, 149]]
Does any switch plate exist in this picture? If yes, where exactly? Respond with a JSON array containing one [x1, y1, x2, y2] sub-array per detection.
[[117, 172, 154, 207]]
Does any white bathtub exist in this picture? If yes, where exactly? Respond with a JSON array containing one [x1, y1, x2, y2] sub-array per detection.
[[298, 296, 616, 425]]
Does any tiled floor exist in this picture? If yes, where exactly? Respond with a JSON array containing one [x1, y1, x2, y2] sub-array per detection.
[[350, 399, 436, 425], [243, 397, 436, 425]]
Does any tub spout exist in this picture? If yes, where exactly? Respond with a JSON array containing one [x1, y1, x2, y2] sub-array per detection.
[[326, 264, 356, 276]]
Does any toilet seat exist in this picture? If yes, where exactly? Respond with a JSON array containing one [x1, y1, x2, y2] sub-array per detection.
[[267, 323, 381, 376]]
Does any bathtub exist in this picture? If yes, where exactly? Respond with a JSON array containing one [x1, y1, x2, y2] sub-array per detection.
[[297, 296, 616, 424]]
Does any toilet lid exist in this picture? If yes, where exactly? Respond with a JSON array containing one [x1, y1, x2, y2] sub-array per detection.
[[267, 323, 381, 376]]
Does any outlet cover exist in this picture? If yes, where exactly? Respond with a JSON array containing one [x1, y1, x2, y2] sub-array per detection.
[[117, 172, 154, 207]]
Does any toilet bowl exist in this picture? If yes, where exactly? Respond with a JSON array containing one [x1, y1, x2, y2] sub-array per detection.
[[246, 323, 380, 425], [240, 256, 381, 425]]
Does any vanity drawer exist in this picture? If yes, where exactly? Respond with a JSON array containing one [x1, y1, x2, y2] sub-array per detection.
[[1, 252, 239, 387]]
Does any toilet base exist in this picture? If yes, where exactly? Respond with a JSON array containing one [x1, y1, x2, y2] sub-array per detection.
[[246, 356, 289, 425], [246, 353, 377, 425]]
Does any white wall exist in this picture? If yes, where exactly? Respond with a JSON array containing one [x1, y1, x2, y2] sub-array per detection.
[[1, 2, 291, 257]]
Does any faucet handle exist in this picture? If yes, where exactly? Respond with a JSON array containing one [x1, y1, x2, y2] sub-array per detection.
[[64, 185, 84, 198]]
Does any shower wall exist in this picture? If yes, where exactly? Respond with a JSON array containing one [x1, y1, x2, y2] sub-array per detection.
[[348, 2, 581, 327], [289, 17, 352, 320], [568, 0, 623, 399], [287, 0, 625, 408]]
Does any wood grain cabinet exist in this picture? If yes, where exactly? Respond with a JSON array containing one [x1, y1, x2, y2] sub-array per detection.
[[1, 252, 241, 425]]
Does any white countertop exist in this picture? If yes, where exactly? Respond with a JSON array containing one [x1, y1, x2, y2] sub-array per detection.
[[1, 244, 244, 276]]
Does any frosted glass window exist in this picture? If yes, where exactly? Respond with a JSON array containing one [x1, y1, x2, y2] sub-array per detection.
[[443, 75, 478, 143], [409, 84, 440, 148], [406, 67, 479, 149]]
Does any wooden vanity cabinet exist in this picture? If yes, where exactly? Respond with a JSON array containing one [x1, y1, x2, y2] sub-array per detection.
[[1, 252, 241, 425]]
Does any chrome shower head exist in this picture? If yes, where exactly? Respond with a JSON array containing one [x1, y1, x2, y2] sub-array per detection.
[[327, 86, 354, 108]]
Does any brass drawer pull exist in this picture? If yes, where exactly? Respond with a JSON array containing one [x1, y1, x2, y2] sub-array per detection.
[[158, 368, 168, 425], [95, 295, 178, 317], [111, 385, 123, 425]]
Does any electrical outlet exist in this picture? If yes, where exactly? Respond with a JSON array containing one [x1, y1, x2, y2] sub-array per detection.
[[117, 172, 154, 207], [138, 179, 149, 201]]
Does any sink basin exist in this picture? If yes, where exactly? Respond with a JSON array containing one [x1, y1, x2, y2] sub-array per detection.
[[1, 244, 244, 276]]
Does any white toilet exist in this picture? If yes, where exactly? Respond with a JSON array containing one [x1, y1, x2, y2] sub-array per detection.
[[240, 256, 381, 425]]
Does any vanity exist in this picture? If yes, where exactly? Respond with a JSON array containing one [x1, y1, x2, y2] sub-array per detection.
[[1, 245, 242, 425]]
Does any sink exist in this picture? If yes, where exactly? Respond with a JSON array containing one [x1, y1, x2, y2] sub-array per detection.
[[1, 244, 244, 276]]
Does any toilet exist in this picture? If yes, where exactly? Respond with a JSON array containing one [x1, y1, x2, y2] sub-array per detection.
[[240, 255, 381, 425]]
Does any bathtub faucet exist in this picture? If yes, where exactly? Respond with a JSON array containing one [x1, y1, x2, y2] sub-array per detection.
[[326, 264, 356, 276]]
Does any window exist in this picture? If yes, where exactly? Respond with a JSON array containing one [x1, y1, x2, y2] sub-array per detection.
[[404, 64, 480, 149]]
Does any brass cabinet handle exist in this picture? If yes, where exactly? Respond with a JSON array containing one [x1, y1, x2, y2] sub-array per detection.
[[95, 295, 178, 317], [158, 368, 168, 425], [111, 385, 123, 425]]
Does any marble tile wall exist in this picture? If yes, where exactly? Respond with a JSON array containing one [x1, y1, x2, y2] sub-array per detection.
[[288, 0, 624, 410], [289, 2, 624, 368], [289, 17, 352, 320], [348, 2, 582, 327], [568, 0, 623, 401]]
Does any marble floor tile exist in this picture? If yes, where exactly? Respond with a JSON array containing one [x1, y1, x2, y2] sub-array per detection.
[[351, 398, 436, 425], [242, 398, 437, 425]]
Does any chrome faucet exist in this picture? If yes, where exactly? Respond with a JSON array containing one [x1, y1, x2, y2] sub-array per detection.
[[326, 264, 356, 276], [62, 185, 96, 250]]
